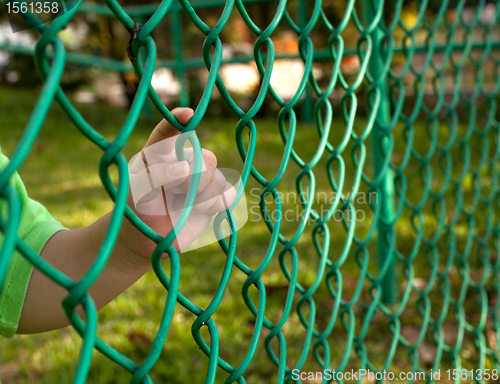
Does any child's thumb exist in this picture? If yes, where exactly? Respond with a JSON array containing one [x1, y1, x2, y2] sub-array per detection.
[[144, 108, 194, 148]]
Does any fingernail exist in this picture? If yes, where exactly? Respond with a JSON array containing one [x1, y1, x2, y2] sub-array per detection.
[[168, 161, 189, 177]]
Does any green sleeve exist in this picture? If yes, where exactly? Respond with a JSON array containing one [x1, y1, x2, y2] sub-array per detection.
[[0, 152, 68, 338]]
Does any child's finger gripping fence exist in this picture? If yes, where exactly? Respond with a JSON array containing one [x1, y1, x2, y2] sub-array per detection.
[[1, 0, 500, 383]]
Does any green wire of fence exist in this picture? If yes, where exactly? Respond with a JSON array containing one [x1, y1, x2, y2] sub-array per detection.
[[1, 0, 500, 383]]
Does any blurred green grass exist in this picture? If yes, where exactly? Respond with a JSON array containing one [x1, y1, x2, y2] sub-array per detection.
[[0, 87, 497, 383]]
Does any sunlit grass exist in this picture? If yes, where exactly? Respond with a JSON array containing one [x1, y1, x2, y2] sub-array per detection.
[[0, 87, 497, 383]]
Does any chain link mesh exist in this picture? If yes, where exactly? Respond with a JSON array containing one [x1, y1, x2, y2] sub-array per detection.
[[1, 0, 500, 383]]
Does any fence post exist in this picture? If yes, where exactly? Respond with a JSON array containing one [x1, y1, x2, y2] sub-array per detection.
[[137, 15, 153, 121], [171, 8, 189, 107], [360, 1, 397, 304]]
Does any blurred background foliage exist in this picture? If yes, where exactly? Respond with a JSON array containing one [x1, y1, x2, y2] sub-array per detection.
[[0, 0, 483, 111]]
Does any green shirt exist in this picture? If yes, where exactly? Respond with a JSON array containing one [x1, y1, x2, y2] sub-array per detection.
[[0, 152, 67, 338]]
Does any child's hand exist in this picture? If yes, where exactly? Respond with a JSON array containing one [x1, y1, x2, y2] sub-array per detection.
[[18, 107, 237, 333], [119, 108, 237, 264]]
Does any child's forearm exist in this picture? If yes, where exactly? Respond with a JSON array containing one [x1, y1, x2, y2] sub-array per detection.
[[17, 212, 151, 334]]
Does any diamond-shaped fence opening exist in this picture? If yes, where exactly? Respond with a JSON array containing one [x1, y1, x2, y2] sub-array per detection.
[[1, 0, 500, 383]]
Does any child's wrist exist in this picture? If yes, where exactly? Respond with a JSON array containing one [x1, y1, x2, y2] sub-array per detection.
[[113, 233, 152, 273], [91, 213, 152, 274]]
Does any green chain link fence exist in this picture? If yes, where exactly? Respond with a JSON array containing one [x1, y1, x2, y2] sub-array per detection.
[[1, 0, 500, 382]]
